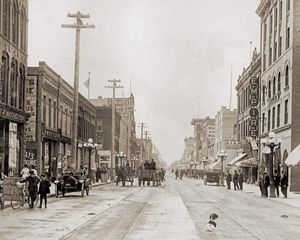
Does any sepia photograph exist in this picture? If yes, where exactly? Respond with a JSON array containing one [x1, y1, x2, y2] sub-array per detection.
[[0, 0, 300, 239]]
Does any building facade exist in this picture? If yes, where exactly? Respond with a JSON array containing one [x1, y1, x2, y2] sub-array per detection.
[[26, 62, 96, 177], [0, 0, 28, 176], [256, 0, 300, 191]]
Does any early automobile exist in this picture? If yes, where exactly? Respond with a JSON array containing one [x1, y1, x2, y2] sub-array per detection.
[[54, 169, 91, 198], [204, 171, 220, 186]]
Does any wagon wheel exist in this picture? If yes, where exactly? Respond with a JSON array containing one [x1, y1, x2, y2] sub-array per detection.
[[86, 185, 89, 196], [81, 183, 85, 198], [11, 196, 24, 210]]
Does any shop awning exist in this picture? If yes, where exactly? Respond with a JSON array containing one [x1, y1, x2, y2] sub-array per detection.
[[208, 159, 221, 170], [235, 158, 258, 167], [285, 145, 300, 166], [227, 153, 247, 166]]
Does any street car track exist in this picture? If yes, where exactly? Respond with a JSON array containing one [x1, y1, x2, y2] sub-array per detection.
[[59, 185, 155, 240], [174, 179, 262, 240]]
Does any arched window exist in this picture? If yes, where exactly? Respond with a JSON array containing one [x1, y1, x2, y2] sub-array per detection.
[[0, 52, 9, 103], [285, 65, 289, 87], [273, 76, 276, 95], [9, 58, 18, 107], [12, 1, 19, 45], [20, 9, 27, 51], [18, 64, 25, 110], [268, 80, 271, 98], [278, 72, 281, 93], [3, 0, 11, 39]]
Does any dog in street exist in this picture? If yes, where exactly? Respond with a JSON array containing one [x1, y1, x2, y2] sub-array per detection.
[[205, 213, 219, 232]]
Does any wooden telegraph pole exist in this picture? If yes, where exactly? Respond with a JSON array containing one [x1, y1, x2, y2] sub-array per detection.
[[62, 12, 95, 169], [138, 123, 146, 166], [105, 79, 123, 178]]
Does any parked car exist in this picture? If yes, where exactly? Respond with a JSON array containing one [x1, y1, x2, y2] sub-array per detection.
[[204, 171, 220, 185]]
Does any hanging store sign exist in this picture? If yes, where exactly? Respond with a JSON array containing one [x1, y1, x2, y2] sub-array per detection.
[[0, 106, 25, 123], [249, 77, 259, 138], [25, 76, 37, 141]]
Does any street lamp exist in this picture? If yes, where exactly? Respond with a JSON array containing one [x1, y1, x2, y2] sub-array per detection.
[[202, 157, 208, 171], [116, 151, 126, 167], [261, 132, 281, 198], [83, 138, 98, 177], [217, 150, 227, 186]]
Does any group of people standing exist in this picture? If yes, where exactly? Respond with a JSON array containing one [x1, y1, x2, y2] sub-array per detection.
[[258, 170, 288, 198], [226, 169, 244, 190], [226, 168, 288, 198]]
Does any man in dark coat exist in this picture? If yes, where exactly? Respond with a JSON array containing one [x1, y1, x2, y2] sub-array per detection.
[[273, 170, 281, 198], [263, 172, 270, 198], [149, 159, 156, 170], [144, 161, 150, 170], [38, 174, 51, 208], [233, 170, 239, 191], [226, 171, 232, 190], [238, 169, 244, 190], [20, 170, 40, 208], [280, 170, 288, 198]]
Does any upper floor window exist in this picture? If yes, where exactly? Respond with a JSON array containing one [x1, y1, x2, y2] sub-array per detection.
[[287, 0, 291, 12], [9, 58, 18, 108], [284, 99, 288, 124], [262, 86, 266, 103], [268, 80, 271, 98], [97, 119, 103, 131], [53, 101, 57, 128], [273, 76, 276, 95], [18, 64, 25, 110], [286, 27, 290, 49], [20, 9, 27, 51], [2, 0, 11, 39], [277, 104, 281, 127], [0, 52, 9, 103], [262, 113, 265, 133], [48, 98, 52, 127], [278, 72, 281, 93], [285, 65, 289, 87], [272, 107, 275, 129], [268, 109, 271, 131], [279, 1, 283, 20], [43, 95, 46, 123], [12, 1, 19, 45], [269, 15, 273, 34]]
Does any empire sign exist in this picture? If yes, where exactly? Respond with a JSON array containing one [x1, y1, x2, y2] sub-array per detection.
[[249, 77, 259, 138]]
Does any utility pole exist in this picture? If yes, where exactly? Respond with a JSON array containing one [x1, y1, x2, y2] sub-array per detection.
[[144, 131, 151, 160], [105, 79, 123, 179], [138, 123, 146, 165], [62, 12, 95, 169]]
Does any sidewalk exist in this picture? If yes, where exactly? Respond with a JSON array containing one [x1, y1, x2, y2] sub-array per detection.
[[240, 183, 300, 208], [1, 179, 113, 210]]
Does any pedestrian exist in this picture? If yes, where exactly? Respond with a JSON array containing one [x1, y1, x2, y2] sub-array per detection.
[[20, 164, 30, 179], [149, 159, 156, 170], [226, 171, 232, 190], [263, 172, 270, 198], [96, 168, 101, 183], [38, 173, 51, 208], [280, 170, 288, 198], [258, 171, 265, 197], [233, 170, 239, 190], [238, 169, 244, 190], [31, 165, 37, 176], [19, 170, 40, 208], [273, 170, 281, 198], [175, 169, 179, 180]]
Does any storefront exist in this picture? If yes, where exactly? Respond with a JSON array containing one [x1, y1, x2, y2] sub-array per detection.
[[0, 106, 26, 177]]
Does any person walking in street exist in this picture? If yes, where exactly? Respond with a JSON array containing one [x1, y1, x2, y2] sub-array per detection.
[[280, 170, 288, 198], [19, 170, 40, 208], [258, 171, 265, 197], [238, 169, 244, 190], [263, 172, 270, 198], [273, 170, 281, 198], [38, 174, 51, 208], [20, 164, 29, 179], [226, 171, 232, 190], [175, 169, 179, 180], [233, 170, 239, 191]]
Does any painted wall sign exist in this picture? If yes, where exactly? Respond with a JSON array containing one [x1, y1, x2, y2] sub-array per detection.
[[25, 76, 37, 141]]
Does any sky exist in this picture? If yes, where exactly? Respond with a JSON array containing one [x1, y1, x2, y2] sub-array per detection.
[[28, 0, 260, 164]]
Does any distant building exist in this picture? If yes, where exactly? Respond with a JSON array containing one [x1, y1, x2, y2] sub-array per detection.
[[191, 118, 205, 163]]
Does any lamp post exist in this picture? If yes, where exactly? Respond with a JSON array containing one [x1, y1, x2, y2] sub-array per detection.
[[116, 151, 126, 167], [83, 138, 98, 177], [262, 132, 281, 198], [202, 157, 208, 171], [217, 150, 227, 186]]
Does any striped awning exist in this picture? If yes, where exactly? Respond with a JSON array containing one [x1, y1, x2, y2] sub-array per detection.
[[235, 158, 258, 167], [227, 153, 247, 166]]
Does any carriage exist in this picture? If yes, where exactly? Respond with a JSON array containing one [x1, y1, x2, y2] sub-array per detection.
[[115, 166, 134, 186], [54, 169, 91, 198], [138, 169, 164, 187]]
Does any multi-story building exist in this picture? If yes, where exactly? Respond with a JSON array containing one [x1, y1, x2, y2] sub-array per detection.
[[235, 49, 261, 182], [191, 118, 205, 163], [256, 0, 300, 190], [0, 0, 28, 176], [26, 62, 96, 177], [201, 117, 215, 161], [214, 106, 238, 170]]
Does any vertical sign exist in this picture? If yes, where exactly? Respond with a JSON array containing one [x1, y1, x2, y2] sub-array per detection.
[[25, 76, 37, 142], [249, 77, 259, 138]]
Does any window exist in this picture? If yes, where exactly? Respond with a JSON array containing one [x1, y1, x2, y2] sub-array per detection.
[[272, 107, 275, 129], [262, 113, 265, 133], [97, 120, 103, 131], [0, 52, 9, 103], [269, 46, 272, 66], [286, 27, 290, 49], [278, 72, 281, 93], [275, 8, 278, 28], [268, 80, 271, 98], [274, 40, 277, 62], [2, 0, 11, 39], [285, 65, 289, 87], [18, 65, 25, 110], [279, 36, 282, 56], [20, 9, 27, 51], [12, 1, 18, 45], [287, 0, 290, 12], [65, 108, 68, 134], [269, 15, 273, 33], [279, 1, 283, 21], [60, 105, 63, 130], [9, 59, 18, 108], [48, 98, 52, 127], [53, 101, 57, 128], [262, 86, 266, 103], [277, 104, 280, 127], [43, 96, 46, 123], [268, 109, 271, 131], [273, 77, 276, 95], [284, 100, 288, 124], [69, 110, 72, 135]]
